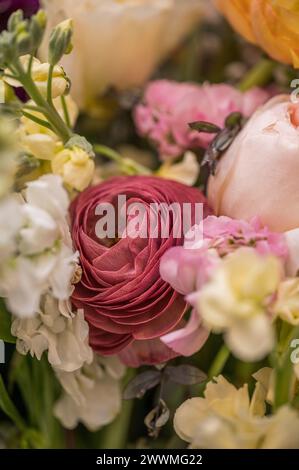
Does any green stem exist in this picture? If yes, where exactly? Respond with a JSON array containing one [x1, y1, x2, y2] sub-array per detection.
[[27, 54, 34, 76], [22, 111, 55, 132], [94, 144, 150, 176], [94, 145, 126, 164], [61, 95, 71, 127], [1, 72, 18, 80], [100, 369, 136, 449], [274, 325, 299, 410], [238, 59, 275, 92], [47, 64, 54, 105], [23, 104, 45, 113], [11, 59, 72, 143], [101, 399, 134, 449], [208, 343, 230, 379]]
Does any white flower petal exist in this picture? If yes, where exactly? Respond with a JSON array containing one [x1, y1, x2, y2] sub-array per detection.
[[225, 315, 274, 361]]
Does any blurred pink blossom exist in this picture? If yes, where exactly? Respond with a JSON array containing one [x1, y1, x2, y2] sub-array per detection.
[[134, 81, 270, 159]]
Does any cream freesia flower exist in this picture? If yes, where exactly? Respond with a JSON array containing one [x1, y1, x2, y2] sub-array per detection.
[[174, 375, 299, 449], [4, 55, 68, 99], [51, 146, 95, 192], [251, 367, 274, 414], [196, 248, 281, 361], [273, 278, 299, 326], [54, 355, 125, 431], [12, 295, 92, 372], [40, 0, 203, 111]]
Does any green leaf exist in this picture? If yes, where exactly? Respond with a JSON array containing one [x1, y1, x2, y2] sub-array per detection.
[[0, 375, 25, 431], [0, 299, 16, 344], [189, 121, 221, 134], [224, 111, 243, 129], [123, 370, 161, 400]]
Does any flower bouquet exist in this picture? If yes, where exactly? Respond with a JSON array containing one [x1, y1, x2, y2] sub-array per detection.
[[0, 0, 299, 451]]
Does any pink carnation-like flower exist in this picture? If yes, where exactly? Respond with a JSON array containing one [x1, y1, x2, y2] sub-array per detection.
[[161, 215, 288, 294], [160, 215, 288, 354], [134, 80, 269, 159], [70, 176, 212, 366]]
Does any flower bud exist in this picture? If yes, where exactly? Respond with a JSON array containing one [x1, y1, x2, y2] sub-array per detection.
[[16, 29, 32, 55], [7, 10, 24, 33], [0, 31, 17, 66], [51, 146, 95, 191], [29, 10, 47, 50], [48, 19, 73, 66]]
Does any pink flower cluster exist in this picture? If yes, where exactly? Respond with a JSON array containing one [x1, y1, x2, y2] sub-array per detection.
[[134, 80, 269, 158], [161, 215, 288, 296], [159, 215, 288, 356]]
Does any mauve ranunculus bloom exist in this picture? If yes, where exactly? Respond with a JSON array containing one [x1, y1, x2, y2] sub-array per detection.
[[70, 176, 211, 365], [0, 0, 39, 31]]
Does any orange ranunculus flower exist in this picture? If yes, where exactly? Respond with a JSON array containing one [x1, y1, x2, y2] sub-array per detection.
[[215, 0, 299, 67]]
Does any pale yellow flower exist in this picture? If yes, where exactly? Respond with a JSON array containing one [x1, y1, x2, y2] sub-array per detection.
[[157, 152, 200, 186], [174, 375, 299, 449], [0, 117, 18, 198], [4, 55, 68, 99], [51, 146, 95, 192], [197, 248, 281, 361], [18, 96, 78, 161], [273, 278, 299, 326]]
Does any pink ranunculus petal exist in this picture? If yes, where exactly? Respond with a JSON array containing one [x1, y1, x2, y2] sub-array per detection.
[[160, 310, 209, 357], [118, 337, 178, 367]]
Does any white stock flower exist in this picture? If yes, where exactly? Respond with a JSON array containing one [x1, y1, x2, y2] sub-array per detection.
[[196, 248, 280, 361], [0, 175, 78, 317], [54, 355, 125, 431], [0, 196, 24, 263], [174, 375, 299, 449], [41, 0, 203, 111], [12, 295, 92, 372]]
